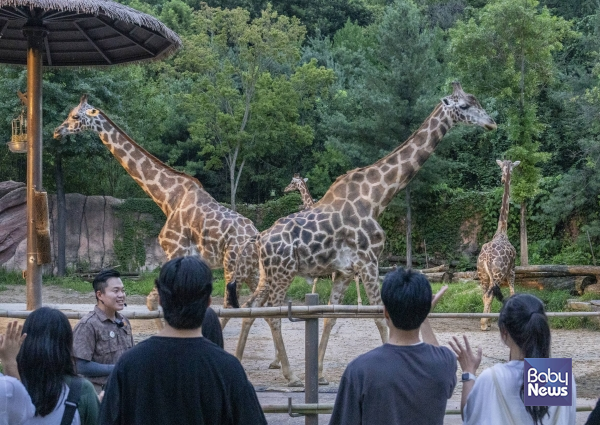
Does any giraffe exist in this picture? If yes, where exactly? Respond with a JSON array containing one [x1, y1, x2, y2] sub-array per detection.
[[53, 95, 260, 329], [284, 174, 363, 305], [228, 82, 497, 386], [477, 159, 520, 331]]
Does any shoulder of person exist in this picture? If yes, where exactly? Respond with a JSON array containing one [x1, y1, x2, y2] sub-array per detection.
[[79, 377, 97, 393], [75, 310, 97, 327], [343, 346, 388, 371]]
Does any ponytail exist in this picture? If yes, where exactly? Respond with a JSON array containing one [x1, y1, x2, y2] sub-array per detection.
[[499, 294, 551, 425]]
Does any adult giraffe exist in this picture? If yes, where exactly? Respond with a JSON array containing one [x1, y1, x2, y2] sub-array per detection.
[[284, 174, 363, 305], [54, 95, 259, 328], [477, 159, 520, 331], [229, 82, 497, 386]]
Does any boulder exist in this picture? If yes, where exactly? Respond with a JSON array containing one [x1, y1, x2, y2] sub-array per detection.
[[0, 181, 166, 272]]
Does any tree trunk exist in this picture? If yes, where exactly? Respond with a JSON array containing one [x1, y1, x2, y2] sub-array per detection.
[[405, 187, 412, 268], [520, 201, 529, 266], [515, 265, 600, 275], [229, 157, 236, 212], [55, 152, 66, 277], [516, 276, 595, 292]]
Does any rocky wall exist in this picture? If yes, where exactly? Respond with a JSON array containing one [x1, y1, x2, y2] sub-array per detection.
[[0, 181, 166, 273]]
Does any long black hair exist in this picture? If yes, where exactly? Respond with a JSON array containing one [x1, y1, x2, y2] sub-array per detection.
[[498, 294, 551, 425], [17, 307, 76, 417]]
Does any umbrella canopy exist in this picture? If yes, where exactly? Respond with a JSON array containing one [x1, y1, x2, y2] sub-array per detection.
[[0, 0, 182, 66], [0, 1, 182, 310]]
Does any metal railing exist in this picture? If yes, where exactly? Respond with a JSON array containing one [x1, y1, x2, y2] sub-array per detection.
[[1, 299, 597, 423]]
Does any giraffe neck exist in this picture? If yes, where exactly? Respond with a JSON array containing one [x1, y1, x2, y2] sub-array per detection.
[[496, 172, 511, 236], [95, 112, 202, 217], [298, 183, 314, 209], [318, 103, 452, 217]]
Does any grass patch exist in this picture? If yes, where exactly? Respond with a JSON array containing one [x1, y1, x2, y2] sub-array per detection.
[[2, 265, 597, 330], [0, 268, 24, 285]]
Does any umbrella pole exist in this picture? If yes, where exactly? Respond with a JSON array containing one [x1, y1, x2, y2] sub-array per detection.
[[24, 25, 47, 310]]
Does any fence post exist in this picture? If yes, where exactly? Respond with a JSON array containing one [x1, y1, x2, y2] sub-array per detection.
[[305, 293, 319, 425]]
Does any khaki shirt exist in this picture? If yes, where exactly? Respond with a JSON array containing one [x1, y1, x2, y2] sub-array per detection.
[[73, 305, 134, 386]]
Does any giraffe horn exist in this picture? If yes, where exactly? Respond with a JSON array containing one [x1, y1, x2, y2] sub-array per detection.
[[451, 81, 464, 96]]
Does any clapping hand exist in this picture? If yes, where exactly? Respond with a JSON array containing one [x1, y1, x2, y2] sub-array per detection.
[[448, 335, 482, 374]]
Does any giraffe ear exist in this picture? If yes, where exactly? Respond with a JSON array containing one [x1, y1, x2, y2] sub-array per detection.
[[512, 161, 521, 167], [496, 159, 503, 167], [85, 109, 99, 117], [303, 178, 308, 182]]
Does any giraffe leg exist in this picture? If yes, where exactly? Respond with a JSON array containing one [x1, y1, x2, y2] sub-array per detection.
[[317, 273, 353, 385], [481, 287, 494, 331], [234, 280, 270, 362], [265, 317, 302, 387], [146, 287, 164, 331], [312, 277, 318, 294], [508, 269, 515, 296], [355, 274, 362, 306], [360, 264, 388, 343]]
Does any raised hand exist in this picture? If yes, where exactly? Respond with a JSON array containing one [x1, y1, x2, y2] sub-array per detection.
[[0, 320, 26, 379], [449, 335, 482, 374], [431, 285, 448, 311]]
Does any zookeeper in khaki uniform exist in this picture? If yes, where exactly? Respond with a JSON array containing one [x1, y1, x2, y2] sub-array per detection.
[[73, 269, 134, 393]]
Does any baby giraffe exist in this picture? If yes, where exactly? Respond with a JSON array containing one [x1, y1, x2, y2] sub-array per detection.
[[477, 159, 520, 330]]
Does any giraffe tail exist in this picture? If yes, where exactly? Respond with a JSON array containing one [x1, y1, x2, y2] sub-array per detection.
[[226, 281, 240, 309], [487, 285, 504, 303]]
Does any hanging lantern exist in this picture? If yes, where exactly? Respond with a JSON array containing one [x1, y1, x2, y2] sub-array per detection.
[[7, 107, 27, 153]]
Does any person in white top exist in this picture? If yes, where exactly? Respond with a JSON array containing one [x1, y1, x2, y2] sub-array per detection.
[[0, 321, 35, 425], [450, 293, 576, 425]]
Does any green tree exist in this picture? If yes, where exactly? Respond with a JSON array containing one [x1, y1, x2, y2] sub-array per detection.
[[174, 5, 334, 210], [449, 0, 574, 265]]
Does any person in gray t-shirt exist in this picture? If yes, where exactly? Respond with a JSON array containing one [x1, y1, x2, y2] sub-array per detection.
[[329, 268, 457, 425]]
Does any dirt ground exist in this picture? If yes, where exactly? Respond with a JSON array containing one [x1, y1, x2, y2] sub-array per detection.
[[1, 284, 599, 400]]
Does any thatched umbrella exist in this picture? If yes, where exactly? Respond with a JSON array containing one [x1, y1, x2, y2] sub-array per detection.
[[0, 0, 182, 309]]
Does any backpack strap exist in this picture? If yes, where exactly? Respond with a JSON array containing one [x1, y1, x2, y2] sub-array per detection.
[[491, 367, 519, 425], [60, 377, 83, 425]]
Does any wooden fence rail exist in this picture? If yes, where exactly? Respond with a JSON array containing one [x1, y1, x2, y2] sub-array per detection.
[[1, 306, 600, 320]]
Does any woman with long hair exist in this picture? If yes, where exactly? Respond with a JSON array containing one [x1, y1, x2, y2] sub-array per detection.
[[17, 307, 99, 425], [450, 293, 576, 425]]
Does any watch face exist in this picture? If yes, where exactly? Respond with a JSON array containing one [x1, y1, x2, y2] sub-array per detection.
[[461, 373, 473, 381]]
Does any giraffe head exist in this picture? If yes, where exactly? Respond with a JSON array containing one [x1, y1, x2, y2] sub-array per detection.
[[496, 159, 520, 183], [53, 94, 102, 139], [441, 82, 497, 130], [284, 173, 308, 193]]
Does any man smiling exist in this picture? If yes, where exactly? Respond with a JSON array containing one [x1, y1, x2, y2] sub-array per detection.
[[73, 269, 134, 392]]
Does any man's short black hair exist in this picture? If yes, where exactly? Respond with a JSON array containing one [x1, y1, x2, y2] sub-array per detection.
[[381, 268, 432, 330], [93, 269, 121, 300], [156, 256, 212, 329]]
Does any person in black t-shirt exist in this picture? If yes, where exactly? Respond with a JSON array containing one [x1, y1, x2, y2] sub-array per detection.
[[329, 268, 456, 425], [99, 256, 266, 425]]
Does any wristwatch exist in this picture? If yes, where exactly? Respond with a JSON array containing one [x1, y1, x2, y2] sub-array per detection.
[[461, 372, 476, 382]]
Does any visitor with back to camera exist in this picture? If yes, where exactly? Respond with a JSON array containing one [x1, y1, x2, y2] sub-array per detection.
[[450, 293, 577, 424], [99, 255, 267, 425], [329, 268, 457, 425]]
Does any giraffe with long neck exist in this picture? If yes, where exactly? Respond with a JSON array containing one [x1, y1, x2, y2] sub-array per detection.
[[284, 174, 363, 305], [229, 82, 497, 386], [54, 95, 259, 328], [477, 160, 520, 331]]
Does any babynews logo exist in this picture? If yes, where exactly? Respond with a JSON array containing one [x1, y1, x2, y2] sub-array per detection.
[[524, 358, 572, 407]]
